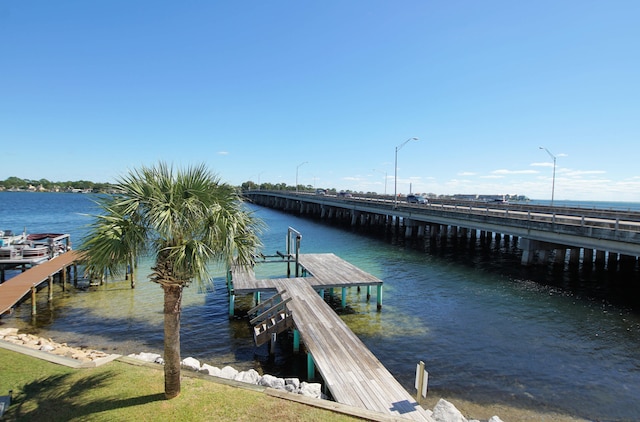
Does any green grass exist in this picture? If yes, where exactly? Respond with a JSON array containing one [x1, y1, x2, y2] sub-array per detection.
[[0, 348, 359, 421]]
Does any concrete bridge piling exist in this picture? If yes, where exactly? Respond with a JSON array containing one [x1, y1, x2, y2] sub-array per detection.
[[244, 191, 640, 273]]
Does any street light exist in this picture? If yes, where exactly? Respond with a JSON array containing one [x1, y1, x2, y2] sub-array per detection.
[[394, 137, 419, 207], [295, 161, 308, 193], [539, 146, 556, 206], [373, 169, 388, 195]]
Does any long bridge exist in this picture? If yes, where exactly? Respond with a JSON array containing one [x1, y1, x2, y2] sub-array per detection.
[[243, 190, 640, 269]]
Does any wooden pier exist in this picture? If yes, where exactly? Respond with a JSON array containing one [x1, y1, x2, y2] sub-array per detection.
[[0, 250, 82, 316], [229, 253, 432, 421]]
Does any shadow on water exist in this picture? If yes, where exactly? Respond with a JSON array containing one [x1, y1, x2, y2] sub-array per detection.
[[343, 218, 640, 314]]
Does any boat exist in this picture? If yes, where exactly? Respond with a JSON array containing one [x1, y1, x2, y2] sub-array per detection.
[[0, 230, 71, 265]]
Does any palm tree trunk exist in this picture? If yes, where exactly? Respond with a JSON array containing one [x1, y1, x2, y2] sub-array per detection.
[[163, 283, 183, 399]]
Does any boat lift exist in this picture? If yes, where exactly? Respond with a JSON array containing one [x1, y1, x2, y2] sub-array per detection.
[[252, 227, 302, 277]]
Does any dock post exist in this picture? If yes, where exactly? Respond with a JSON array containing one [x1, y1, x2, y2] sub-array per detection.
[[229, 292, 235, 317], [31, 286, 37, 315], [254, 291, 261, 306], [318, 289, 324, 298], [366, 285, 371, 300], [293, 329, 300, 353], [376, 285, 383, 310], [62, 267, 67, 291], [341, 287, 347, 308], [270, 333, 277, 355], [307, 353, 315, 380], [226, 269, 232, 291], [48, 276, 53, 301]]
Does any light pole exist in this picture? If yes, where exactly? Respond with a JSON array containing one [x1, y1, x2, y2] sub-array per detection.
[[295, 161, 308, 193], [394, 137, 418, 207], [373, 169, 388, 195], [539, 146, 556, 206]]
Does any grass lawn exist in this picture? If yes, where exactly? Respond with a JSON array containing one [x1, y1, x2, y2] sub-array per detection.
[[0, 348, 360, 422]]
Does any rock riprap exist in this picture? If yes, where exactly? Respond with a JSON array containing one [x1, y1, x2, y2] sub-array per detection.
[[0, 328, 109, 363]]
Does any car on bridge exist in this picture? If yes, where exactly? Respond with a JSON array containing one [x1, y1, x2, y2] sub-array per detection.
[[337, 191, 353, 198], [406, 194, 427, 204]]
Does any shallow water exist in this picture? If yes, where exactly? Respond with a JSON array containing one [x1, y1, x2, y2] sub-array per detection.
[[1, 192, 639, 421]]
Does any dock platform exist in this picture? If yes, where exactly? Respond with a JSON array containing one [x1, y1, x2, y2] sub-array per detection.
[[229, 253, 432, 421], [0, 251, 82, 316]]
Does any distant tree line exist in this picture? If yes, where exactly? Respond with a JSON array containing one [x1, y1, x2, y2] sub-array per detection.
[[0, 176, 115, 193]]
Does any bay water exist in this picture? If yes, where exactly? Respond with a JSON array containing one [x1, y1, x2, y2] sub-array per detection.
[[1, 192, 639, 421]]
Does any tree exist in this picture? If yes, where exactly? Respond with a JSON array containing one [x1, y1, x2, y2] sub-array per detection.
[[80, 162, 263, 399]]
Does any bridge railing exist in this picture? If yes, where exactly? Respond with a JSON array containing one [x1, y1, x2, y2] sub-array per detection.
[[244, 190, 640, 234]]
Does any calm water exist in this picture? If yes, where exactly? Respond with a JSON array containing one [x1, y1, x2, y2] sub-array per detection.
[[2, 192, 640, 421]]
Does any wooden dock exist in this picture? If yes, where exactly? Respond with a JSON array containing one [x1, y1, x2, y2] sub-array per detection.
[[0, 251, 82, 316], [229, 253, 432, 421]]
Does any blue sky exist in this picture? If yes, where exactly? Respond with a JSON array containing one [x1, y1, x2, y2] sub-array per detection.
[[1, 1, 639, 202]]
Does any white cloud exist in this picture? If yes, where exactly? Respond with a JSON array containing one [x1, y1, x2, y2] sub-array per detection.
[[561, 169, 607, 177], [492, 169, 538, 175]]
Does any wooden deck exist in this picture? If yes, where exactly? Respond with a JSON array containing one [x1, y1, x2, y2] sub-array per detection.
[[230, 253, 382, 294], [274, 278, 432, 421], [230, 253, 431, 421], [297, 253, 383, 287], [0, 251, 82, 316]]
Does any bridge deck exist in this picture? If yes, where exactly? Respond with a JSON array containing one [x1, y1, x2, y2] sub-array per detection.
[[274, 277, 431, 421], [0, 251, 81, 315]]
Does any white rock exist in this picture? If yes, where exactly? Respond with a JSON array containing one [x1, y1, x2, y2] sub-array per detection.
[[259, 374, 286, 390], [154, 356, 164, 365], [0, 328, 19, 336], [299, 382, 322, 399], [235, 369, 261, 385], [284, 378, 300, 390], [432, 398, 468, 422], [129, 352, 162, 363], [284, 384, 297, 393], [200, 364, 221, 376], [39, 344, 55, 352], [219, 365, 239, 380], [181, 357, 201, 371], [488, 417, 504, 422]]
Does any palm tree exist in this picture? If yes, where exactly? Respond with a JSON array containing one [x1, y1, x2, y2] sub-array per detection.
[[81, 162, 262, 399]]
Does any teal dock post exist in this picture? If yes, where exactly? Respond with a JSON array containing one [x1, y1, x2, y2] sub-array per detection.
[[307, 353, 315, 380], [376, 285, 383, 310], [341, 287, 347, 308], [254, 291, 261, 306], [293, 329, 300, 353], [318, 289, 324, 298], [366, 285, 371, 300], [229, 292, 235, 317], [227, 268, 235, 316]]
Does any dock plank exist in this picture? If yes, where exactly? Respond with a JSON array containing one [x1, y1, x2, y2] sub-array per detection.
[[231, 252, 431, 421], [0, 251, 82, 316], [298, 253, 383, 287], [274, 278, 431, 421]]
